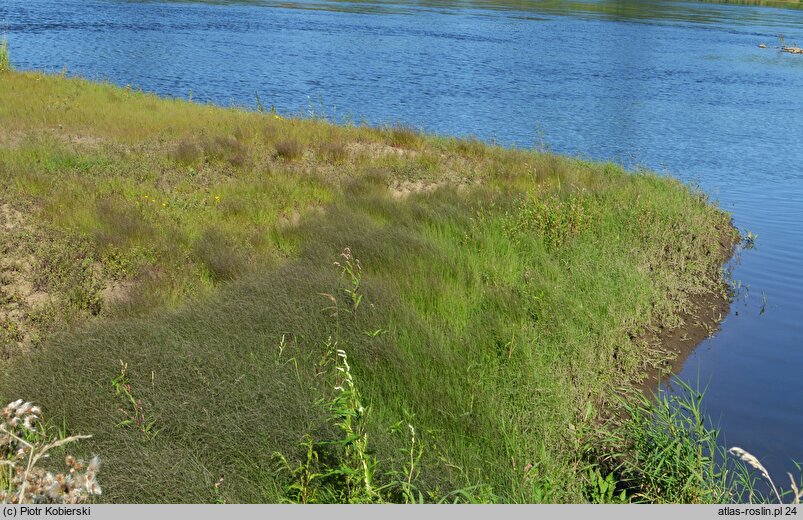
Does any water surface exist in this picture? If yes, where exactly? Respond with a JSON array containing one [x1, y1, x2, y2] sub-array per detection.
[[2, 0, 802, 483]]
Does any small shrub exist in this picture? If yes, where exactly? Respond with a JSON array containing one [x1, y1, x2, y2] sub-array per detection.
[[317, 140, 348, 164], [503, 194, 592, 250], [100, 245, 156, 280], [173, 138, 203, 165], [192, 227, 247, 282], [275, 138, 304, 161]]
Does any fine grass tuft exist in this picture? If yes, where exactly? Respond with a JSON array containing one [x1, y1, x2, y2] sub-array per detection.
[[385, 125, 423, 150], [173, 138, 203, 165], [275, 138, 304, 161], [0, 37, 11, 73], [316, 140, 348, 164], [192, 227, 249, 282]]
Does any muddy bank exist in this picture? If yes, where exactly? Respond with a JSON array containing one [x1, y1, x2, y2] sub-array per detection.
[[638, 227, 739, 393]]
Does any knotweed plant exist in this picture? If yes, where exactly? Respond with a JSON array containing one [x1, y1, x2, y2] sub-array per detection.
[[320, 247, 364, 325], [111, 360, 158, 439], [274, 343, 381, 504], [275, 247, 492, 503], [274, 249, 383, 503], [1, 400, 101, 504], [388, 420, 426, 504], [328, 346, 380, 502], [333, 247, 363, 315]]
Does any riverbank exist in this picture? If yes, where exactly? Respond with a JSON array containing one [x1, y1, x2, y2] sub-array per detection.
[[0, 71, 740, 503], [636, 230, 737, 392]]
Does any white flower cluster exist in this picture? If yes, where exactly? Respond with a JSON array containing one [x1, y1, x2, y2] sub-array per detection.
[[1, 400, 101, 504]]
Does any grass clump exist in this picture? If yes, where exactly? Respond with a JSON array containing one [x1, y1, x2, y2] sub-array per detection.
[[610, 380, 750, 504], [275, 138, 304, 161], [385, 125, 423, 150], [599, 379, 803, 504], [172, 138, 203, 166], [192, 227, 249, 283], [0, 37, 11, 73], [317, 140, 348, 164], [273, 249, 495, 504]]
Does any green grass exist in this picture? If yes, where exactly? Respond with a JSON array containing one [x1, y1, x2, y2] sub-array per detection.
[[0, 37, 10, 73], [599, 377, 803, 504], [0, 71, 745, 503], [608, 379, 758, 504]]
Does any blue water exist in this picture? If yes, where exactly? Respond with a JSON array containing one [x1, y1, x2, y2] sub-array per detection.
[[2, 0, 802, 486]]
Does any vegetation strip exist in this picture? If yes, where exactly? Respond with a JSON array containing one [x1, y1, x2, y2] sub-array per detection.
[[2, 66, 797, 503]]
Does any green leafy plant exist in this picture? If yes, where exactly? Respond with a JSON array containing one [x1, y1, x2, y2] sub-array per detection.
[[324, 345, 380, 502], [610, 378, 760, 504], [585, 467, 627, 503], [273, 343, 380, 503], [388, 420, 424, 503], [111, 361, 158, 440], [504, 194, 592, 250], [743, 230, 758, 249], [334, 246, 364, 315]]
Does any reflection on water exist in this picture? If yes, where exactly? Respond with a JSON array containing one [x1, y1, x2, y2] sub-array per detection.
[[1, 0, 802, 483]]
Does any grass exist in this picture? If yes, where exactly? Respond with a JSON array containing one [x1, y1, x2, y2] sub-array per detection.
[[608, 379, 757, 504], [0, 37, 10, 74], [0, 70, 751, 503], [599, 378, 803, 504]]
